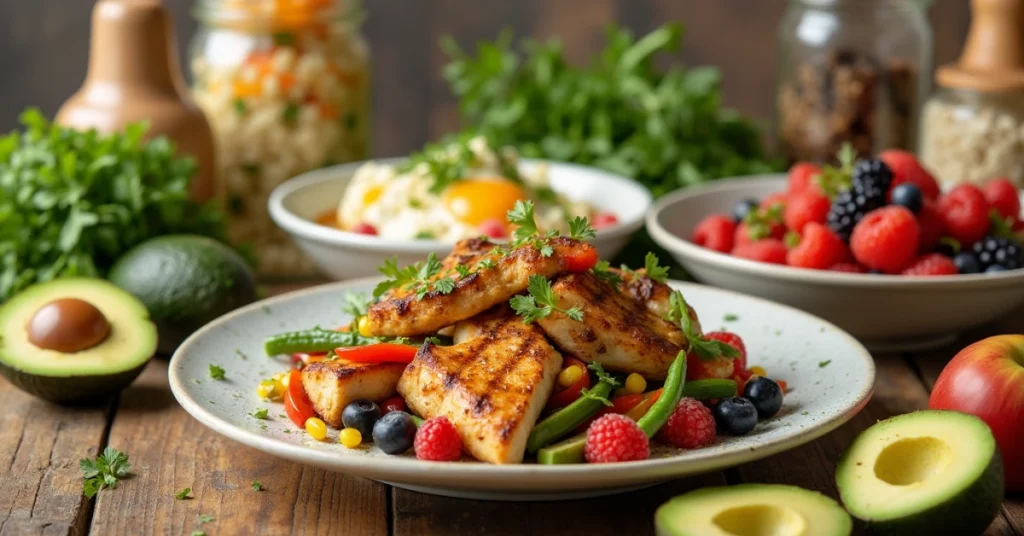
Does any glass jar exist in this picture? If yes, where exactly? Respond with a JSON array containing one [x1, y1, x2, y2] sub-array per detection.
[[775, 0, 932, 164], [189, 0, 370, 278]]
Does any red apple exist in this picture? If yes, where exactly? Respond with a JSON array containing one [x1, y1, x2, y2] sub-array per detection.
[[929, 334, 1024, 492]]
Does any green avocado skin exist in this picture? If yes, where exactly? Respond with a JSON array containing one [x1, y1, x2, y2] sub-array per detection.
[[108, 235, 258, 355], [839, 444, 1005, 536], [0, 360, 147, 404]]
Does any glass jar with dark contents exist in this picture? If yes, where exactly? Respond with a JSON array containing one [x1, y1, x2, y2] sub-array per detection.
[[775, 0, 932, 164]]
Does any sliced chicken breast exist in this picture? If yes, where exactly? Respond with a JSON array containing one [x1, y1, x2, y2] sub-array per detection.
[[302, 359, 406, 428]]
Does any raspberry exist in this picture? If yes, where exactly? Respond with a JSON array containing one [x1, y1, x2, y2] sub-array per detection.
[[732, 239, 787, 265], [414, 417, 463, 461], [901, 254, 958, 276], [983, 178, 1021, 223], [705, 331, 747, 382], [760, 192, 789, 210], [938, 185, 991, 245], [584, 414, 650, 463], [850, 206, 920, 274], [786, 223, 848, 269], [879, 150, 940, 200], [916, 199, 946, 253], [657, 398, 717, 449], [692, 214, 737, 253], [784, 190, 831, 233], [787, 163, 822, 194], [829, 262, 867, 273]]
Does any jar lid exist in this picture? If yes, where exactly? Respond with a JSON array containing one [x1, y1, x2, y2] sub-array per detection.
[[937, 0, 1024, 92]]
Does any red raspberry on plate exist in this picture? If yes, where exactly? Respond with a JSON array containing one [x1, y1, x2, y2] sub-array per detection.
[[732, 239, 787, 264], [657, 398, 717, 449], [850, 206, 920, 274], [983, 178, 1021, 223], [692, 214, 736, 253], [786, 223, 848, 269], [829, 262, 867, 273], [787, 163, 822, 194], [901, 254, 958, 276], [784, 190, 831, 233], [414, 417, 463, 461], [915, 199, 946, 253], [584, 414, 650, 463], [938, 184, 991, 246], [879, 150, 940, 201]]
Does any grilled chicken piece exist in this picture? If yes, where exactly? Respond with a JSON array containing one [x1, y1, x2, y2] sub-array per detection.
[[397, 308, 563, 464], [536, 271, 700, 380], [302, 360, 406, 428], [611, 267, 701, 333], [364, 236, 596, 337]]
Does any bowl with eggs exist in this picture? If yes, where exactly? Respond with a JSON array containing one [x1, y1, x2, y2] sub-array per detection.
[[268, 137, 651, 280]]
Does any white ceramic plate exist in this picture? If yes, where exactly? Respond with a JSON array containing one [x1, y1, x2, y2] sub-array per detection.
[[268, 159, 652, 280], [169, 278, 875, 501]]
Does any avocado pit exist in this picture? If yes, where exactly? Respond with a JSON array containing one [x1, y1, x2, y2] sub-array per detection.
[[27, 298, 111, 353]]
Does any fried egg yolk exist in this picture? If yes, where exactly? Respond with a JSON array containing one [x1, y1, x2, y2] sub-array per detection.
[[442, 178, 527, 228]]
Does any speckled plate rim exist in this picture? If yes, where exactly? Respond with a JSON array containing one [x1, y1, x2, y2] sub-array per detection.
[[647, 174, 1024, 290], [168, 277, 875, 491], [268, 158, 652, 253]]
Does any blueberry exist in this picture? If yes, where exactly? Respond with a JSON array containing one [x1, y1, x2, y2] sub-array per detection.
[[712, 397, 758, 435], [372, 411, 417, 455], [954, 252, 982, 274], [743, 377, 784, 419], [986, 264, 1008, 273], [890, 183, 923, 213], [342, 400, 381, 438], [732, 199, 760, 223]]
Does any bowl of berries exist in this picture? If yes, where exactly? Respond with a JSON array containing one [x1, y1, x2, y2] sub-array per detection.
[[647, 148, 1024, 351]]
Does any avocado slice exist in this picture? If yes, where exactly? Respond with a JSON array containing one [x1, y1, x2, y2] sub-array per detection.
[[655, 484, 852, 536], [0, 278, 157, 403], [836, 410, 1004, 536], [108, 235, 258, 355]]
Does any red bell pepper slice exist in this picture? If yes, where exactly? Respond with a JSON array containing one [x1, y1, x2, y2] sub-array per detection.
[[333, 343, 418, 364], [284, 369, 315, 428]]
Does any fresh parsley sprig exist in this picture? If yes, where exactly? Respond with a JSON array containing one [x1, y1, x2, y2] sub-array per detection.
[[578, 361, 621, 406], [209, 364, 226, 381], [509, 274, 584, 323], [667, 290, 739, 361], [80, 447, 131, 498], [591, 260, 623, 286], [643, 252, 669, 283], [568, 216, 597, 241], [373, 252, 456, 300]]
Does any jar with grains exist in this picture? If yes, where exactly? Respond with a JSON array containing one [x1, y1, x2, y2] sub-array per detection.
[[189, 0, 370, 277], [775, 0, 932, 165], [919, 0, 1024, 189]]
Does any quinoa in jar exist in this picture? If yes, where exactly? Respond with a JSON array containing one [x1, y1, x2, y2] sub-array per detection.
[[190, 0, 369, 277]]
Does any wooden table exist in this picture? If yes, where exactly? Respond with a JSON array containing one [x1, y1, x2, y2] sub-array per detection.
[[2, 280, 1022, 536]]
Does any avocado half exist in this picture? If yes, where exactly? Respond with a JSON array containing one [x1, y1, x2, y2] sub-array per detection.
[[836, 410, 1004, 536], [655, 484, 852, 536], [0, 278, 157, 403]]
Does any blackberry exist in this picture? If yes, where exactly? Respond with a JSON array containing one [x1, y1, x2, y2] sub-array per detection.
[[972, 236, 1024, 271], [851, 158, 893, 190], [826, 180, 886, 241]]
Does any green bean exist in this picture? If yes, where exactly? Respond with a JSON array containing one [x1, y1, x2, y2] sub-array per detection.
[[526, 380, 615, 454], [537, 433, 587, 464], [637, 351, 688, 437], [681, 379, 737, 400], [263, 328, 362, 355]]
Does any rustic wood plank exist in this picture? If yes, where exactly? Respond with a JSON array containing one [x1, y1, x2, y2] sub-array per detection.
[[392, 472, 726, 536], [87, 360, 388, 536], [0, 378, 111, 536]]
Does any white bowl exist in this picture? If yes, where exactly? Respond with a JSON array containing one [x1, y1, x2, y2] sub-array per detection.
[[647, 174, 1024, 351], [268, 159, 652, 280]]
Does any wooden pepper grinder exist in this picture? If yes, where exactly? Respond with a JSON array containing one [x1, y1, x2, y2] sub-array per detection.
[[57, 0, 216, 202], [936, 0, 1024, 92]]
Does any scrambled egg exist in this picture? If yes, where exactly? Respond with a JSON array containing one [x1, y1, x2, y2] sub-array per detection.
[[338, 137, 593, 241]]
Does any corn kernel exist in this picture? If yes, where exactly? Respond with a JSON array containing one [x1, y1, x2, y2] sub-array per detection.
[[358, 316, 372, 337], [558, 365, 584, 387], [624, 373, 646, 394], [305, 417, 328, 441], [340, 428, 362, 448], [750, 366, 767, 378], [257, 380, 281, 401], [279, 373, 290, 389]]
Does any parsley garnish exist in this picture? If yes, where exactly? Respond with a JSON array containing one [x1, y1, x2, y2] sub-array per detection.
[[591, 260, 623, 286], [209, 364, 226, 380], [373, 252, 456, 300], [251, 408, 269, 419], [578, 361, 620, 406], [455, 264, 472, 277], [509, 274, 584, 323], [819, 360, 832, 368], [508, 200, 542, 246], [191, 532, 206, 536], [568, 216, 597, 241], [341, 292, 369, 319], [282, 102, 300, 125], [643, 252, 669, 283], [477, 258, 496, 270], [251, 481, 263, 492], [724, 313, 739, 322], [176, 487, 192, 500], [399, 135, 478, 194], [667, 290, 739, 361], [80, 447, 131, 498]]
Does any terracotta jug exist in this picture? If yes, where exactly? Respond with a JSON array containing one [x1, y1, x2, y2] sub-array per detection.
[[56, 0, 216, 202]]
